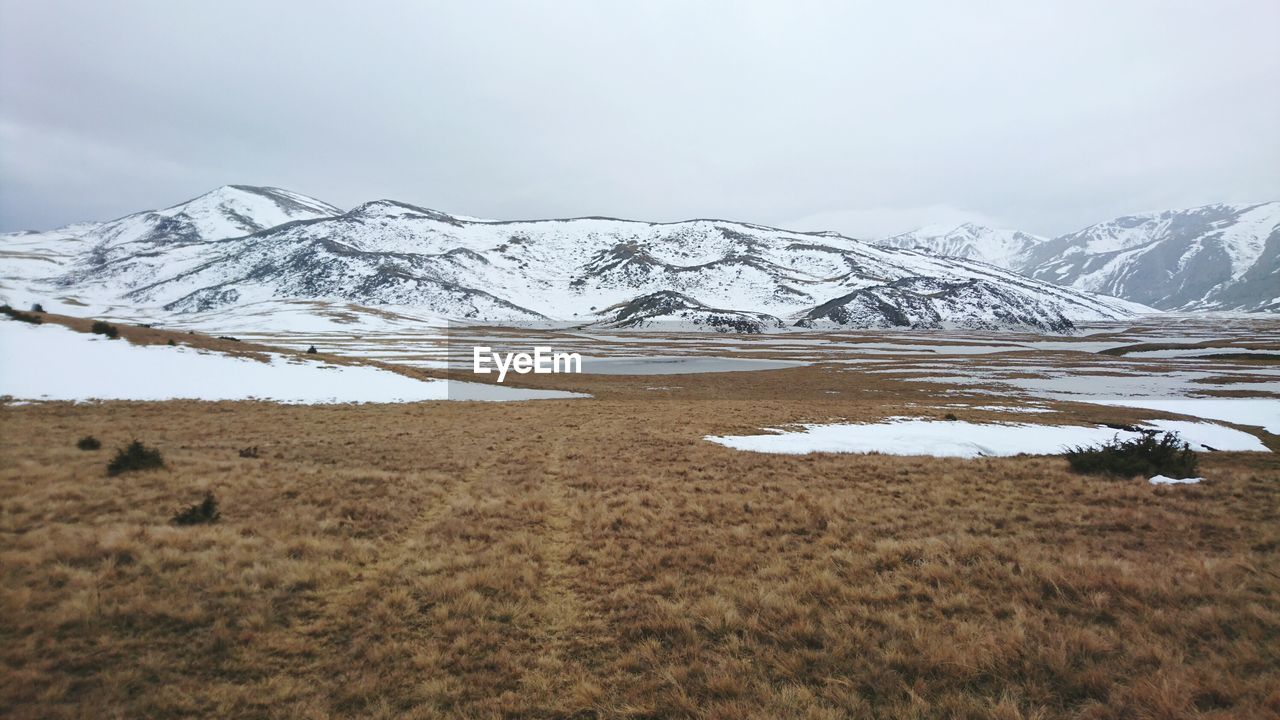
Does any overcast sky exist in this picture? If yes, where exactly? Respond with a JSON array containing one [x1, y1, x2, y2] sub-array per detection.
[[2, 1, 1277, 238]]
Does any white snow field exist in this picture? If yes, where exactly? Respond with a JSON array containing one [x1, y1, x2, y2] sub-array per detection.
[[1093, 398, 1280, 435], [0, 321, 582, 403], [705, 417, 1269, 458], [884, 357, 1279, 434]]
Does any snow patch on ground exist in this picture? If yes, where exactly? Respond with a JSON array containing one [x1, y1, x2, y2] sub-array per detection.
[[1092, 398, 1280, 435], [1142, 419, 1271, 451], [1149, 475, 1203, 485], [1125, 347, 1279, 359], [705, 417, 1269, 457], [0, 320, 583, 403]]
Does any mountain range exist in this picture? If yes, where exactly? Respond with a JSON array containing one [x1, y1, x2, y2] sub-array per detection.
[[878, 202, 1280, 313], [0, 185, 1152, 333], [11, 186, 1275, 333]]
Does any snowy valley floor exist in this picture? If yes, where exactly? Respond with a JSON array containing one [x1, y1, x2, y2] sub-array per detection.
[[1, 312, 1278, 719]]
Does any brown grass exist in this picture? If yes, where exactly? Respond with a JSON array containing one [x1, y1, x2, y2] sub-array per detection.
[[2, 383, 1278, 719]]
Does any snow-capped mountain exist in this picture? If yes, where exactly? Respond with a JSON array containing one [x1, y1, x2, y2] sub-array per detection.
[[877, 223, 1049, 270], [1022, 202, 1280, 312], [1, 186, 1148, 332]]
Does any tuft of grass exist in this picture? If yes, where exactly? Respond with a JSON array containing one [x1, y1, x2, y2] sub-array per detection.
[[76, 435, 102, 451], [90, 320, 119, 339], [1, 304, 43, 324], [106, 440, 165, 476], [171, 491, 220, 525], [1066, 430, 1198, 479]]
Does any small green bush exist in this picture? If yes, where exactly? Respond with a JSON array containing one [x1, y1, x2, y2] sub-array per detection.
[[90, 320, 119, 339], [76, 435, 102, 451], [107, 440, 165, 476], [1065, 430, 1198, 479], [172, 492, 220, 525], [1, 304, 43, 324]]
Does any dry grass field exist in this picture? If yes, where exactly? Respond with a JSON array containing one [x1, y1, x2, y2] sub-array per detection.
[[2, 318, 1279, 719]]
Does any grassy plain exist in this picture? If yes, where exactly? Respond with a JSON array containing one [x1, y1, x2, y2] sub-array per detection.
[[1, 316, 1278, 718]]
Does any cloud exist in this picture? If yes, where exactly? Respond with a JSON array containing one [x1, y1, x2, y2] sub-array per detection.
[[2, 0, 1278, 235], [0, 120, 200, 228]]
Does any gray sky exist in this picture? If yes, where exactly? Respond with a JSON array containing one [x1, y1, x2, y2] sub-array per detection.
[[2, 0, 1278, 238]]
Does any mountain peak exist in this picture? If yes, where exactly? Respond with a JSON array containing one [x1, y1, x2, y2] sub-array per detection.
[[347, 199, 471, 226], [877, 223, 1047, 269], [165, 185, 341, 219], [66, 185, 343, 259]]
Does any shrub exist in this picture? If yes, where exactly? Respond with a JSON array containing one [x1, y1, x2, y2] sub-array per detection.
[[167, 339, 176, 346], [171, 492, 220, 525], [1065, 430, 1198, 479], [943, 412, 959, 421], [306, 345, 318, 354], [1, 304, 43, 324], [76, 435, 102, 451], [106, 440, 165, 476], [91, 320, 119, 339], [238, 446, 260, 459]]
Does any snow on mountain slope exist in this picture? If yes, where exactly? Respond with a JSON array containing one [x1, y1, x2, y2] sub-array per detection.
[[590, 291, 788, 333], [0, 222, 100, 292], [796, 277, 1088, 332], [2, 186, 1151, 333], [877, 223, 1048, 270], [1023, 202, 1280, 311]]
